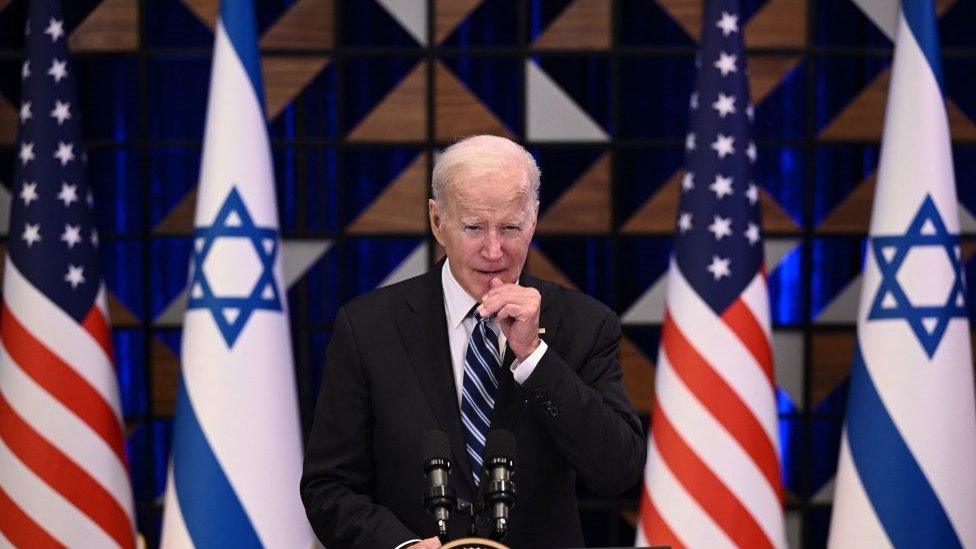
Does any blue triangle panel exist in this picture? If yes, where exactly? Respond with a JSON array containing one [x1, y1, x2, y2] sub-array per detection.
[[945, 58, 976, 129], [150, 237, 193, 318], [339, 237, 426, 302], [341, 57, 421, 135], [809, 393, 846, 496], [74, 57, 139, 141], [114, 329, 148, 417], [618, 0, 695, 47], [339, 146, 425, 228], [777, 399, 803, 496], [343, 0, 421, 47], [814, 0, 891, 47], [253, 0, 292, 35], [148, 147, 202, 228], [303, 147, 340, 234], [811, 145, 880, 227], [768, 241, 805, 326], [813, 55, 891, 134], [148, 57, 211, 139], [528, 146, 605, 213], [809, 237, 866, 321], [88, 148, 141, 235], [614, 146, 684, 224], [145, 0, 214, 48], [532, 237, 615, 307], [103, 240, 146, 319], [757, 146, 806, 227], [302, 246, 340, 324], [441, 56, 523, 134], [753, 60, 807, 140], [535, 56, 613, 134], [616, 237, 672, 313], [618, 56, 695, 138], [441, 0, 519, 47], [527, 0, 575, 42], [940, 0, 976, 47], [301, 64, 340, 139]]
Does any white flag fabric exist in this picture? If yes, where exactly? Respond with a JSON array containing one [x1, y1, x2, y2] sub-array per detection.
[[160, 1, 313, 546], [828, 0, 976, 546]]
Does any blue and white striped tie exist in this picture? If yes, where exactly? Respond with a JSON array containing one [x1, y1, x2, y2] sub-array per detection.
[[461, 310, 501, 486]]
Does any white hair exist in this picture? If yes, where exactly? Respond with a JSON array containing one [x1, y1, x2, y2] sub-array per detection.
[[431, 135, 541, 207]]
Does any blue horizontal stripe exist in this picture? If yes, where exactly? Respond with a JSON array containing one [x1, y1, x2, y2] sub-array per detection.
[[172, 378, 262, 547], [846, 344, 962, 548], [219, 0, 265, 106], [901, 0, 944, 91]]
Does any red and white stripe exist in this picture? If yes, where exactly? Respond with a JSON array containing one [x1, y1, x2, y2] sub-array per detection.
[[0, 258, 135, 548], [637, 263, 785, 549]]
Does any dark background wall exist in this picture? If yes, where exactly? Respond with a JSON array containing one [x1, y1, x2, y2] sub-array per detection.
[[1, 0, 975, 546]]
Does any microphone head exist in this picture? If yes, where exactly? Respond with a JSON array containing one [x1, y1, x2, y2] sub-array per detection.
[[422, 430, 451, 464], [484, 429, 516, 461]]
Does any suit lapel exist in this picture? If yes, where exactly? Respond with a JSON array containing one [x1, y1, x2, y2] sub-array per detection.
[[396, 263, 476, 492]]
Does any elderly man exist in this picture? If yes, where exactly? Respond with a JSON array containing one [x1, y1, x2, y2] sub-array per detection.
[[301, 135, 645, 548]]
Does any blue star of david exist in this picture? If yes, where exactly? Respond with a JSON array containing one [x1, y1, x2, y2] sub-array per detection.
[[868, 195, 968, 358], [187, 187, 283, 347]]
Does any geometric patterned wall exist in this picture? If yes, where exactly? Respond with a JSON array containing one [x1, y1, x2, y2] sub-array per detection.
[[1, 0, 976, 546]]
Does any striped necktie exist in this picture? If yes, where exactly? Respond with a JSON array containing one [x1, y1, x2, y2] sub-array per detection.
[[460, 310, 501, 486]]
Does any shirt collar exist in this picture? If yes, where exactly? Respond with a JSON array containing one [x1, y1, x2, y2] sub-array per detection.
[[442, 259, 478, 329]]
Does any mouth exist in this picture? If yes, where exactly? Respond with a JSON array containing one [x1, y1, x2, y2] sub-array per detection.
[[474, 268, 506, 277]]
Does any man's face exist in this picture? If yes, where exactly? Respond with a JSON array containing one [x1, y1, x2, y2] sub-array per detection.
[[429, 169, 538, 300]]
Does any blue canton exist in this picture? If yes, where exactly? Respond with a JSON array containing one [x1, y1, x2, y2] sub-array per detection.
[[187, 187, 283, 347], [8, 1, 100, 323], [867, 195, 967, 358], [673, 0, 764, 315]]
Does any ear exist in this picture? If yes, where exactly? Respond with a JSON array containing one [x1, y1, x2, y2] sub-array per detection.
[[429, 199, 446, 246]]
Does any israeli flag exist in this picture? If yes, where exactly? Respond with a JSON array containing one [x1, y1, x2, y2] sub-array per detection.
[[828, 0, 976, 546], [160, 1, 313, 546]]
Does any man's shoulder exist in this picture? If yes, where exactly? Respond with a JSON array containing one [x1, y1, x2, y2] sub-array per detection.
[[341, 270, 431, 318], [528, 275, 614, 321]]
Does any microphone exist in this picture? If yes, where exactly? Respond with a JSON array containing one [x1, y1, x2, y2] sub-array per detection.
[[422, 430, 456, 542], [483, 429, 517, 541]]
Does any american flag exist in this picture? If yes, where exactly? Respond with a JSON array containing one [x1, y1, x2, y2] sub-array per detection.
[[0, 1, 135, 547], [635, 0, 786, 546]]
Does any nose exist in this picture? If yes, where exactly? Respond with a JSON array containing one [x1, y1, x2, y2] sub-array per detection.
[[481, 229, 503, 261]]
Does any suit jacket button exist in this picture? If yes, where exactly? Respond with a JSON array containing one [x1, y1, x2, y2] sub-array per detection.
[[547, 403, 559, 417]]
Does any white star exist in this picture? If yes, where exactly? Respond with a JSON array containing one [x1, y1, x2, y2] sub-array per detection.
[[22, 60, 30, 80], [712, 93, 737, 118], [682, 171, 695, 192], [57, 183, 79, 207], [710, 174, 734, 199], [19, 142, 35, 165], [744, 222, 760, 245], [21, 223, 41, 247], [20, 182, 38, 206], [746, 104, 755, 120], [685, 132, 697, 152], [708, 215, 733, 240], [746, 182, 759, 204], [65, 265, 86, 288], [746, 141, 757, 163], [716, 11, 739, 36], [91, 229, 99, 248], [47, 59, 68, 83], [44, 18, 64, 42], [19, 101, 32, 123], [50, 101, 71, 125], [714, 52, 738, 76], [690, 92, 699, 110], [679, 212, 693, 233], [61, 224, 82, 249], [53, 141, 75, 166], [707, 256, 732, 280], [711, 133, 736, 158]]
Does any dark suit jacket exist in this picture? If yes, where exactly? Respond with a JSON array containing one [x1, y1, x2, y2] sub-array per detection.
[[301, 262, 646, 548]]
